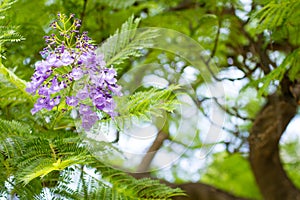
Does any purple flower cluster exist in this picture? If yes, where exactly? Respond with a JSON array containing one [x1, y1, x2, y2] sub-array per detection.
[[26, 13, 122, 130]]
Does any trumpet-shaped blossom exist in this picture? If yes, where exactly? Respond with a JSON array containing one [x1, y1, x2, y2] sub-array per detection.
[[26, 13, 122, 131], [71, 68, 84, 80], [66, 96, 79, 106]]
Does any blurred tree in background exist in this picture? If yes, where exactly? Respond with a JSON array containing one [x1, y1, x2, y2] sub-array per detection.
[[1, 0, 300, 199]]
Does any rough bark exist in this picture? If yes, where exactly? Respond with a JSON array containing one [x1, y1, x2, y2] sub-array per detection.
[[249, 83, 300, 199]]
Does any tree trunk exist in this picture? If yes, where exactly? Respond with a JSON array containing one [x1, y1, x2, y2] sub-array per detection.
[[249, 92, 300, 200]]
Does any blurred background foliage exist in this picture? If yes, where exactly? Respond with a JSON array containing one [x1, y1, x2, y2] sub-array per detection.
[[1, 0, 300, 199]]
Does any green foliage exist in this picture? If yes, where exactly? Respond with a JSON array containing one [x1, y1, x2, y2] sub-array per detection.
[[0, 119, 32, 196], [0, 63, 32, 101], [0, 117, 30, 135], [35, 165, 185, 200], [0, 26, 24, 45], [15, 135, 90, 185], [99, 0, 139, 9], [0, 118, 184, 199], [0, 0, 16, 12], [281, 138, 300, 189], [0, 0, 24, 59], [97, 15, 157, 68], [201, 152, 262, 199], [251, 0, 300, 32], [0, 5, 184, 199], [94, 163, 185, 199], [114, 85, 180, 125], [287, 48, 300, 81], [1, 0, 300, 199], [243, 48, 300, 97]]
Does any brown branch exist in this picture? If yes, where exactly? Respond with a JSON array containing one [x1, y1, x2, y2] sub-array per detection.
[[136, 130, 169, 172], [249, 77, 300, 200]]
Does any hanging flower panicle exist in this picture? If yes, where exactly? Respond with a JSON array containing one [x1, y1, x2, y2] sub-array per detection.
[[26, 13, 122, 130]]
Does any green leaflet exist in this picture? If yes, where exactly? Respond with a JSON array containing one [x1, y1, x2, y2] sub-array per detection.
[[0, 118, 185, 199], [0, 0, 25, 59], [0, 0, 17, 13], [110, 85, 180, 127], [242, 48, 300, 97], [97, 15, 157, 68], [0, 64, 34, 103], [94, 162, 186, 200], [251, 0, 300, 32]]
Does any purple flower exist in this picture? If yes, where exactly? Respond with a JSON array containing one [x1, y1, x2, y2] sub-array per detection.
[[61, 50, 74, 66], [90, 72, 105, 86], [30, 97, 50, 114], [35, 61, 50, 74], [38, 85, 51, 97], [81, 111, 99, 130], [66, 96, 79, 106], [50, 77, 65, 93], [108, 84, 122, 96], [26, 76, 45, 94], [46, 53, 62, 67], [71, 68, 83, 80], [104, 68, 117, 84], [76, 87, 89, 100], [79, 104, 93, 115], [102, 98, 116, 115], [78, 103, 99, 130], [47, 96, 61, 110], [31, 107, 41, 115], [79, 51, 97, 69], [26, 82, 38, 94], [95, 53, 106, 67], [27, 13, 121, 130], [92, 93, 106, 109]]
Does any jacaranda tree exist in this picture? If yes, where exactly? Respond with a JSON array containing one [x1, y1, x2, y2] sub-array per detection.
[[1, 0, 300, 200]]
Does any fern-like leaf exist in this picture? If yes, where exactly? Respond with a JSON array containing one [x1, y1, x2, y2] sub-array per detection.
[[243, 48, 300, 96], [0, 0, 25, 60], [0, 118, 31, 136], [15, 134, 92, 185], [0, 79, 29, 108], [94, 162, 186, 199], [0, 119, 31, 159], [251, 0, 300, 32], [0, 26, 25, 44], [97, 15, 157, 68], [0, 0, 17, 13], [111, 85, 180, 126]]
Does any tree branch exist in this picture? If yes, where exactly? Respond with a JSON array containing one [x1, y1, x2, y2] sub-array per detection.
[[249, 77, 300, 200], [136, 130, 169, 172]]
